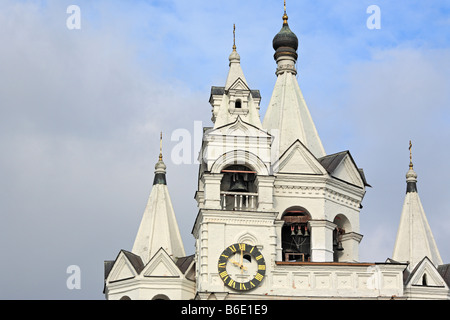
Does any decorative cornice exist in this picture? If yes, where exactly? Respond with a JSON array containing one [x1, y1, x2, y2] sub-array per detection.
[[274, 184, 362, 209]]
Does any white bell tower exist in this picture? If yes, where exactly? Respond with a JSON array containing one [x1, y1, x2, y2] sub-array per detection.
[[191, 5, 399, 300]]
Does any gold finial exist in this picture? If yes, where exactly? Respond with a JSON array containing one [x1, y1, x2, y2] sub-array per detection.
[[232, 24, 236, 51], [283, 0, 288, 25], [159, 131, 163, 161], [409, 140, 413, 169]]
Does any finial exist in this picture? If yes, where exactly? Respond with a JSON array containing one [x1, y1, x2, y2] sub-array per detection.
[[159, 131, 163, 161], [409, 140, 413, 170], [283, 0, 288, 25], [406, 140, 417, 192], [232, 24, 236, 51]]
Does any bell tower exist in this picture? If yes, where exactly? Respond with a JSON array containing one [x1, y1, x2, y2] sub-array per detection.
[[192, 25, 277, 299], [191, 3, 405, 300]]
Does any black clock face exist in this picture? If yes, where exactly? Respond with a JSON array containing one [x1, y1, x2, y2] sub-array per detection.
[[217, 243, 266, 291]]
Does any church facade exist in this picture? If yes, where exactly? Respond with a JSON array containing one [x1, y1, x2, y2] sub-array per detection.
[[103, 7, 450, 300]]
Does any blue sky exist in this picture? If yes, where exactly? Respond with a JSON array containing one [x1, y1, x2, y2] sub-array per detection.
[[0, 0, 449, 299]]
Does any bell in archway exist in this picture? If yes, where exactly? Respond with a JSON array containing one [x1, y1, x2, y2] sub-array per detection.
[[290, 225, 296, 236], [304, 226, 309, 237], [229, 173, 248, 192], [336, 241, 344, 251]]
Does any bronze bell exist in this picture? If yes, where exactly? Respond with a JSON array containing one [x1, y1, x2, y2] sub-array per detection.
[[229, 173, 248, 192], [336, 241, 344, 251], [291, 225, 296, 236]]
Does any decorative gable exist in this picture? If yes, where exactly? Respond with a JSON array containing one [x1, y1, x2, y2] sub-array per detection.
[[106, 250, 144, 283], [142, 248, 183, 278], [210, 116, 271, 139], [227, 78, 250, 92], [405, 257, 448, 288], [273, 139, 327, 175], [318, 151, 368, 188]]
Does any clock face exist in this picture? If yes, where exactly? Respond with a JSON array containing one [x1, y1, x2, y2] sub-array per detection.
[[217, 243, 266, 291]]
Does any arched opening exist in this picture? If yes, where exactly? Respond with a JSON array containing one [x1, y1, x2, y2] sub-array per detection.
[[235, 99, 242, 109], [332, 214, 350, 262], [152, 294, 170, 300], [422, 274, 428, 286], [220, 165, 257, 211], [120, 296, 131, 300], [281, 207, 311, 262]]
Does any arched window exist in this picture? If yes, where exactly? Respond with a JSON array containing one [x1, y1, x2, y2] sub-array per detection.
[[422, 274, 428, 286], [235, 99, 242, 108], [332, 214, 351, 262], [281, 207, 311, 262], [152, 294, 170, 300], [220, 165, 257, 211]]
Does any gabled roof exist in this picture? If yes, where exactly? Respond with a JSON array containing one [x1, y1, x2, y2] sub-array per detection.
[[272, 139, 327, 175], [404, 256, 448, 288], [318, 151, 370, 188], [176, 255, 195, 274], [104, 250, 145, 285], [208, 115, 272, 138], [437, 264, 450, 288], [105, 249, 195, 282], [210, 86, 260, 100], [318, 151, 347, 173], [141, 247, 183, 278]]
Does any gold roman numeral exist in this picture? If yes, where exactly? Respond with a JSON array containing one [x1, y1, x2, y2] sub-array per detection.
[[240, 283, 247, 291], [258, 264, 266, 270], [255, 273, 264, 281], [218, 262, 226, 269], [255, 255, 263, 261]]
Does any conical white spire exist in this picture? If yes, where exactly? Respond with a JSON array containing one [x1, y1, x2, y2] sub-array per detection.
[[263, 5, 326, 160], [392, 142, 443, 269], [131, 134, 186, 264], [212, 24, 263, 129], [224, 25, 247, 90]]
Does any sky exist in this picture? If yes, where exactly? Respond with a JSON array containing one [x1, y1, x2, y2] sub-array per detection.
[[0, 0, 449, 300]]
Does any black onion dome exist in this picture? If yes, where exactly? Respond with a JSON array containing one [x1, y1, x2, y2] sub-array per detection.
[[272, 15, 298, 61]]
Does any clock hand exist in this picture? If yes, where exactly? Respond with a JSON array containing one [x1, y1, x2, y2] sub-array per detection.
[[229, 259, 247, 271], [240, 250, 244, 274]]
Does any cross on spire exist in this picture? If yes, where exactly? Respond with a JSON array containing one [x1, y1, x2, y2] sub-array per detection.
[[233, 23, 236, 51], [159, 131, 163, 161], [409, 140, 413, 169], [283, 0, 288, 25]]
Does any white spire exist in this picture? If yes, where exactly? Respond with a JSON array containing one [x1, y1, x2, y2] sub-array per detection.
[[131, 135, 186, 264], [262, 7, 326, 160], [263, 71, 326, 159], [392, 142, 443, 269], [211, 24, 263, 129], [224, 24, 247, 90]]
